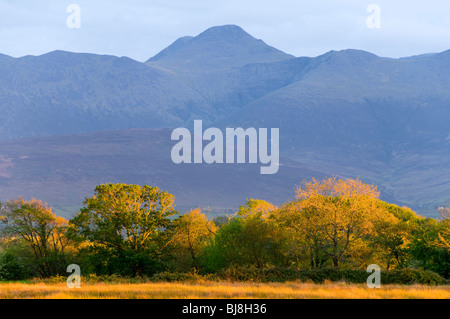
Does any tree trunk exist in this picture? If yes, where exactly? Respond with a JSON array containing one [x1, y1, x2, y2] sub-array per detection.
[[332, 256, 339, 268]]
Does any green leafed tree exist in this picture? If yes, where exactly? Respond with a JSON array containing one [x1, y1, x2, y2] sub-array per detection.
[[436, 207, 450, 250], [407, 216, 450, 278], [201, 199, 286, 271], [69, 183, 177, 277], [369, 203, 421, 270], [169, 208, 217, 271]]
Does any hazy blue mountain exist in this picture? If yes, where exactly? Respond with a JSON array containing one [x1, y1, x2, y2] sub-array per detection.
[[0, 24, 449, 216], [146, 24, 298, 122], [147, 25, 293, 70], [0, 51, 209, 139], [0, 25, 297, 139], [215, 49, 450, 213]]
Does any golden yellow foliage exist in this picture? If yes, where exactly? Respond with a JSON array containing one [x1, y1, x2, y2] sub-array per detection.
[[170, 209, 218, 270], [278, 178, 385, 268]]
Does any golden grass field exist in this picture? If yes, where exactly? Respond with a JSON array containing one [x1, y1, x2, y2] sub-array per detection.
[[0, 281, 449, 299]]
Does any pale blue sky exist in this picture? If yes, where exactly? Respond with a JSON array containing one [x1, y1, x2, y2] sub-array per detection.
[[0, 0, 449, 61]]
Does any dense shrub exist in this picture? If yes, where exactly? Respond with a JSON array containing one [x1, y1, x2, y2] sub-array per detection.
[[0, 252, 32, 281], [382, 268, 447, 285], [14, 267, 448, 286], [75, 247, 167, 278], [151, 271, 219, 282], [216, 266, 449, 285]]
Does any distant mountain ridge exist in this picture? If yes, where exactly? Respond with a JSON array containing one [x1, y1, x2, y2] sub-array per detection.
[[0, 24, 449, 216], [147, 25, 293, 69]]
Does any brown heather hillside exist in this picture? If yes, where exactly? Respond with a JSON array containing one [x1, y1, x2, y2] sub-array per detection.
[[0, 128, 325, 218]]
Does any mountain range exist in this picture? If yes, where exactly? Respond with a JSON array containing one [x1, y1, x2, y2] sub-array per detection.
[[0, 24, 448, 218]]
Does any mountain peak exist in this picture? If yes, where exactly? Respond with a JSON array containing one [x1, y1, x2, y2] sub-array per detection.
[[147, 25, 293, 70], [321, 49, 380, 61], [197, 24, 251, 39]]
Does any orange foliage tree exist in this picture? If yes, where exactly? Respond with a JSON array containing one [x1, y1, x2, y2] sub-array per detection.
[[280, 177, 383, 268], [0, 198, 71, 277], [169, 208, 217, 270]]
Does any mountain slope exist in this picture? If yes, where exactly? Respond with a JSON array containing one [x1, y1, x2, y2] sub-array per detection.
[[215, 49, 450, 213], [0, 129, 326, 218], [0, 51, 209, 139], [147, 25, 293, 70], [0, 26, 297, 139]]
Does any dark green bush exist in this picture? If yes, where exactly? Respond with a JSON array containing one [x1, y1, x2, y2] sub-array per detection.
[[382, 268, 447, 285], [0, 252, 32, 281], [151, 271, 219, 282], [216, 266, 448, 285], [18, 267, 449, 285]]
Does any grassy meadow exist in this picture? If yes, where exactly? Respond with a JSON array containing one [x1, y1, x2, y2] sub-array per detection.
[[0, 280, 448, 299]]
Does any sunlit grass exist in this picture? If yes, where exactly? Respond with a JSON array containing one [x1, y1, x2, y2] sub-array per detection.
[[0, 281, 448, 299]]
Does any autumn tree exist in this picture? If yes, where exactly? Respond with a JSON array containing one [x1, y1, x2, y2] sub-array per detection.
[[0, 198, 72, 277], [370, 204, 417, 269], [280, 177, 383, 269], [237, 199, 277, 218], [276, 200, 329, 269], [235, 200, 284, 268], [69, 183, 177, 276], [169, 208, 217, 271]]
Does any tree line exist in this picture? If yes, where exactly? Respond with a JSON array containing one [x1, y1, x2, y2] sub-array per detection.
[[0, 177, 449, 281]]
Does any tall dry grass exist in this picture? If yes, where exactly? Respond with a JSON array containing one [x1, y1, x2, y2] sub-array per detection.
[[0, 281, 448, 299]]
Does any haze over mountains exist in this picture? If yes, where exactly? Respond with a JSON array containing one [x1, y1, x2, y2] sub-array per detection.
[[0, 25, 449, 217]]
